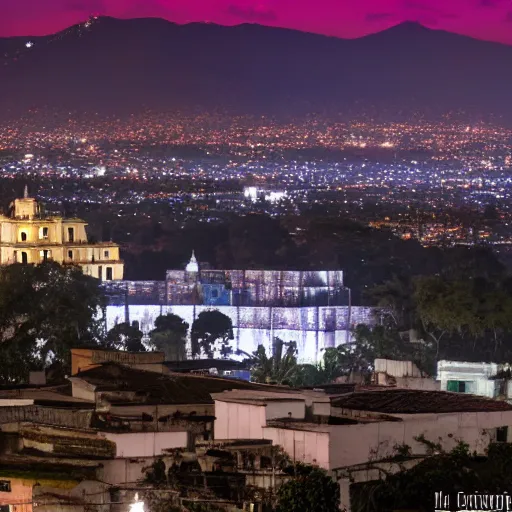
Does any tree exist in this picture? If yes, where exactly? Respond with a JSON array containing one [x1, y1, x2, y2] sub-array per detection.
[[413, 275, 512, 360], [277, 464, 340, 512], [291, 348, 345, 387], [0, 261, 105, 383], [367, 274, 416, 330], [105, 321, 145, 352], [191, 310, 234, 358], [149, 313, 189, 361], [249, 338, 298, 385], [352, 442, 512, 512]]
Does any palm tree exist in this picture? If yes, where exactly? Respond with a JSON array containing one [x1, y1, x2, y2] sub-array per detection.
[[249, 337, 298, 385]]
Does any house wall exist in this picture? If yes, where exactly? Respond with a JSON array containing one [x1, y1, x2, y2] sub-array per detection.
[[328, 410, 512, 470], [101, 431, 188, 458], [265, 401, 305, 421], [0, 477, 34, 512], [0, 406, 93, 429], [263, 427, 330, 469], [437, 361, 498, 397], [374, 359, 423, 378], [0, 476, 82, 512], [214, 401, 267, 439]]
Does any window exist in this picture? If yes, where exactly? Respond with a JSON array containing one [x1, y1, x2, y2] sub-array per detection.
[[0, 506, 9, 512], [13, 251, 17, 263], [39, 250, 49, 261], [447, 380, 471, 393], [211, 289, 219, 298], [109, 488, 121, 503], [106, 267, 113, 281], [0, 480, 11, 492], [104, 250, 110, 259], [68, 250, 73, 259], [41, 226, 49, 239], [98, 266, 103, 281], [68, 227, 74, 242], [21, 252, 28, 264], [20, 231, 27, 242], [497, 427, 508, 442]]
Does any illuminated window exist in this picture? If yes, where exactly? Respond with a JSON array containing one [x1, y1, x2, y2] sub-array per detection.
[[39, 250, 50, 261]]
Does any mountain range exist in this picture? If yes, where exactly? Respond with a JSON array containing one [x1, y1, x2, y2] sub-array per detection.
[[1, 16, 512, 121]]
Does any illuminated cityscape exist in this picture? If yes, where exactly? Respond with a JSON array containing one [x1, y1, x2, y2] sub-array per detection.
[[3, 7, 512, 512]]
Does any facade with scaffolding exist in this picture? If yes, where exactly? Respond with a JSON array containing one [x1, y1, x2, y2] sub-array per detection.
[[102, 253, 379, 362]]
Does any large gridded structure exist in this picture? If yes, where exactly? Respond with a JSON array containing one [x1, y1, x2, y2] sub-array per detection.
[[102, 254, 380, 362]]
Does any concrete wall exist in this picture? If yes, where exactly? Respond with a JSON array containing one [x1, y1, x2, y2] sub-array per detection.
[[263, 427, 330, 469], [214, 401, 267, 439], [265, 401, 305, 421], [105, 304, 377, 362], [374, 359, 423, 378], [100, 456, 174, 486], [0, 477, 34, 512], [101, 431, 188, 458], [0, 406, 93, 429], [437, 361, 498, 397], [329, 410, 512, 470]]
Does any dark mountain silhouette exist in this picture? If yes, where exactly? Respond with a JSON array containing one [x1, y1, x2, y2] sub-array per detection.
[[1, 16, 512, 120]]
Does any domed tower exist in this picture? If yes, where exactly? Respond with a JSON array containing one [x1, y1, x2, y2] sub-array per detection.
[[185, 250, 199, 274]]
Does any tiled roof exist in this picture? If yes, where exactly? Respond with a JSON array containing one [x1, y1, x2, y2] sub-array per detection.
[[331, 388, 512, 414], [75, 362, 281, 405]]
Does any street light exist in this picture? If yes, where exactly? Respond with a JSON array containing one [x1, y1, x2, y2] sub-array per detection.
[[129, 494, 145, 512]]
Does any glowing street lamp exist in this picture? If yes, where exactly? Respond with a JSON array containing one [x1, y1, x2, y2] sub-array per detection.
[[129, 493, 145, 512]]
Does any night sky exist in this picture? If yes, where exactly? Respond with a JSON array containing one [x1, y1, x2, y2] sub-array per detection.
[[1, 0, 512, 44]]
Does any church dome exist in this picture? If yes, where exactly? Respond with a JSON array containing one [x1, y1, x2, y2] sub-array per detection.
[[186, 251, 199, 273]]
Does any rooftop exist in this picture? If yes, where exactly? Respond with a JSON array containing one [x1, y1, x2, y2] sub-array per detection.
[[74, 362, 284, 405], [331, 388, 512, 414], [0, 384, 94, 407], [164, 359, 248, 372]]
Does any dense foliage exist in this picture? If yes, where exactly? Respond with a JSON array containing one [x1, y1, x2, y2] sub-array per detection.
[[149, 313, 189, 361], [191, 310, 234, 358], [352, 442, 512, 512], [105, 321, 145, 352], [0, 261, 105, 383], [277, 464, 340, 512]]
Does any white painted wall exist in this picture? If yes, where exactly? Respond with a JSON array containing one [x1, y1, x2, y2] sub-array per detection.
[[101, 431, 188, 458], [329, 410, 512, 470], [375, 359, 423, 378], [214, 400, 267, 440], [214, 397, 512, 474], [263, 427, 330, 469], [0, 399, 34, 406], [105, 304, 375, 363], [265, 401, 305, 421], [437, 361, 498, 397]]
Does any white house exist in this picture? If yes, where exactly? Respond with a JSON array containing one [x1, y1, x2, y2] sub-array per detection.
[[212, 387, 512, 511]]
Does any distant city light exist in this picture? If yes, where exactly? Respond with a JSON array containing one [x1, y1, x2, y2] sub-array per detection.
[[25, 41, 34, 48]]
